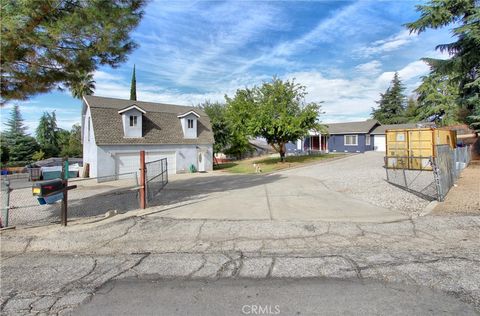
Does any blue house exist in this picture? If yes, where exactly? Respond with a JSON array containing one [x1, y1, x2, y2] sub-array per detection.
[[294, 120, 379, 154], [292, 120, 436, 155], [326, 120, 379, 153]]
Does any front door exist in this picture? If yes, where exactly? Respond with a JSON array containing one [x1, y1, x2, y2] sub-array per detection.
[[197, 150, 206, 172]]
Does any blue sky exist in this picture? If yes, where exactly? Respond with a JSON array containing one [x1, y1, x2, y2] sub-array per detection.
[[1, 0, 455, 135]]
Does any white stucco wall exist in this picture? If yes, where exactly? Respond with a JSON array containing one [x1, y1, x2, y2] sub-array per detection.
[[94, 144, 213, 178], [82, 107, 99, 177]]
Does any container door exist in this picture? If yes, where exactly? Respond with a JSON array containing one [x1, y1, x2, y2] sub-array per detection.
[[408, 130, 433, 170], [386, 130, 408, 168]]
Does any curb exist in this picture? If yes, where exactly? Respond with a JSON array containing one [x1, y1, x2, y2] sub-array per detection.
[[420, 200, 438, 216]]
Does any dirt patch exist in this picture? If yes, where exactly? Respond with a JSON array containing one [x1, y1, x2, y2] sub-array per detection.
[[432, 162, 480, 215]]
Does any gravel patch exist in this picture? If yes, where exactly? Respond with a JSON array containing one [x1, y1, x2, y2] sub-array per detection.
[[281, 152, 431, 215]]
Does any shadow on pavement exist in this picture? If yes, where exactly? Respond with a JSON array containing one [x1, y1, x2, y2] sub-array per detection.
[[147, 173, 284, 207]]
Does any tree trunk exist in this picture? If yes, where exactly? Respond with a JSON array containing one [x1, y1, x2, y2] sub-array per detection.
[[279, 143, 286, 162]]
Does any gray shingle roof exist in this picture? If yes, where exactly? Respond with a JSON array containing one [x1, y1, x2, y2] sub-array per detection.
[[370, 122, 436, 135], [326, 120, 379, 134], [84, 95, 214, 145]]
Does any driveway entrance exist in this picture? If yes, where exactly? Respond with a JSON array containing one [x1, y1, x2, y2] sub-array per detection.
[[149, 154, 411, 222]]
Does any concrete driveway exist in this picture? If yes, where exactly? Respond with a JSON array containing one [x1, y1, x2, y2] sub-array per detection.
[[149, 154, 410, 222]]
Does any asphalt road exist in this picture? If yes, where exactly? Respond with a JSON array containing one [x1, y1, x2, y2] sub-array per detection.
[[74, 278, 477, 316]]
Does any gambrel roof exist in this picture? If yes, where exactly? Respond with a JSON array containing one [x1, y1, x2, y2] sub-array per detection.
[[83, 95, 214, 145]]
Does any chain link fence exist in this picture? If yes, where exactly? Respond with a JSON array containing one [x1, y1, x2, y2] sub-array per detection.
[[145, 158, 168, 205], [385, 156, 438, 201], [385, 145, 472, 202], [1, 172, 139, 227], [432, 145, 472, 201]]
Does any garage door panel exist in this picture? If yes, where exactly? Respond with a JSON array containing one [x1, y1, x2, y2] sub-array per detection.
[[374, 135, 386, 152], [146, 152, 176, 175], [116, 152, 176, 175]]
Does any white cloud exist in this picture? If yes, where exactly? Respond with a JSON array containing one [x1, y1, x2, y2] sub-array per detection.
[[286, 59, 430, 119], [94, 71, 123, 82], [355, 30, 418, 57], [354, 60, 382, 75], [376, 60, 430, 88]]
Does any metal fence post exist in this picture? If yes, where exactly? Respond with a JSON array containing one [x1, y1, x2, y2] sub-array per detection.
[[402, 164, 408, 188], [61, 157, 69, 226], [1, 178, 10, 227], [139, 150, 146, 209]]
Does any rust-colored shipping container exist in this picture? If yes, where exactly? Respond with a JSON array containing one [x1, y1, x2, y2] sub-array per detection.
[[386, 128, 456, 170]]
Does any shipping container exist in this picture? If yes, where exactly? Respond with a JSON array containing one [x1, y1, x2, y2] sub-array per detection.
[[386, 128, 456, 170]]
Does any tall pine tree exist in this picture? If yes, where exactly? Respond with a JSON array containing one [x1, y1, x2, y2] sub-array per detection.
[[415, 73, 460, 125], [372, 72, 407, 124], [36, 111, 60, 157], [4, 105, 38, 162], [130, 65, 137, 101], [4, 105, 27, 142]]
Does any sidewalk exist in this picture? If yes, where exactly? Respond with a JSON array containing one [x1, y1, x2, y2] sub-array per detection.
[[432, 162, 480, 215]]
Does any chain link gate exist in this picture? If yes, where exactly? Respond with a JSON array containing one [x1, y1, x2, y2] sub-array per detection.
[[384, 156, 438, 201], [145, 158, 168, 204], [385, 145, 472, 202]]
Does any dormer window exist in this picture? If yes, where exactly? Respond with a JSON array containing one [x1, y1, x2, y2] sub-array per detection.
[[178, 110, 200, 139], [118, 104, 146, 138], [130, 115, 138, 127]]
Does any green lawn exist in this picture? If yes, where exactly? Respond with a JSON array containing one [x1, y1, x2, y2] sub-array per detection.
[[214, 153, 345, 174]]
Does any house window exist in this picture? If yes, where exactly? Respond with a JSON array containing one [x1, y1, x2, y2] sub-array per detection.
[[87, 119, 91, 141], [187, 119, 194, 128], [366, 134, 371, 146], [130, 115, 138, 127], [344, 135, 358, 146]]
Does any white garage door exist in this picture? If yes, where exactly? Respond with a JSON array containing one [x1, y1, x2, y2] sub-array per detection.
[[115, 151, 176, 175], [374, 135, 386, 152]]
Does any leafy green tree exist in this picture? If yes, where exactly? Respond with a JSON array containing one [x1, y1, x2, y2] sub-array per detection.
[[36, 111, 60, 157], [60, 124, 82, 157], [415, 74, 460, 125], [467, 106, 480, 133], [404, 97, 420, 122], [199, 101, 230, 156], [0, 134, 9, 164], [224, 89, 256, 159], [405, 0, 479, 129], [226, 78, 325, 162], [1, 0, 145, 103], [372, 72, 407, 124], [130, 65, 137, 101], [57, 129, 72, 154], [32, 150, 45, 162], [9, 135, 38, 163], [66, 71, 95, 99]]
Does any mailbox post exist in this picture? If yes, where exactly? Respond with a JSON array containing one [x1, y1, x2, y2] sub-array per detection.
[[32, 158, 77, 226]]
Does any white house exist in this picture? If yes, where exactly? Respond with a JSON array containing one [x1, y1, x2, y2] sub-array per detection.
[[82, 96, 214, 178]]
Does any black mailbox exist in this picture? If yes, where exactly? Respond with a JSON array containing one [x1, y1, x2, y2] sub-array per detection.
[[32, 179, 65, 197]]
